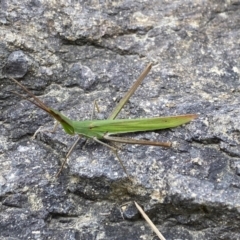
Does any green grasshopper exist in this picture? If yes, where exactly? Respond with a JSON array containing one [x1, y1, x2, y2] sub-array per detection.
[[9, 63, 197, 177]]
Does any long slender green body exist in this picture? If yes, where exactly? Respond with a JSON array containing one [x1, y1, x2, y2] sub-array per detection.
[[9, 64, 197, 176], [9, 75, 197, 143], [9, 74, 197, 142], [59, 111, 196, 138]]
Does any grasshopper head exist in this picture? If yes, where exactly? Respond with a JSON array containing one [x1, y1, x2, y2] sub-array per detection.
[[50, 108, 75, 135]]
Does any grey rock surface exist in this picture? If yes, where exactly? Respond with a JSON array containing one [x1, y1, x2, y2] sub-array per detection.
[[1, 1, 240, 239]]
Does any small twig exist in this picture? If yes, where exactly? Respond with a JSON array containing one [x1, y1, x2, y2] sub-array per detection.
[[134, 201, 166, 240]]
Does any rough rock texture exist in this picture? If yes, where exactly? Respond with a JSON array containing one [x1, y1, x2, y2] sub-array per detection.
[[1, 1, 240, 239]]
